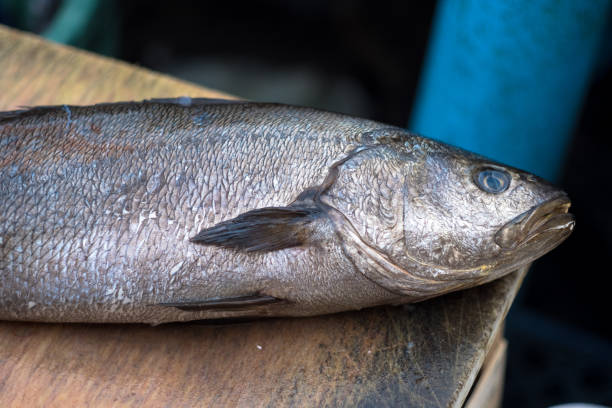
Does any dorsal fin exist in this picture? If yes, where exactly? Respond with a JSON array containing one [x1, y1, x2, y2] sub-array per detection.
[[0, 97, 246, 123], [145, 97, 245, 106], [0, 105, 73, 122]]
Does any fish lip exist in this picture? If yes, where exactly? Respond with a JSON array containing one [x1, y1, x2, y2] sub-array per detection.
[[495, 195, 575, 250]]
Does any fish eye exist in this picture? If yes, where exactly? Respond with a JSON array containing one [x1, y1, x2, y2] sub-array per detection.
[[473, 167, 511, 194]]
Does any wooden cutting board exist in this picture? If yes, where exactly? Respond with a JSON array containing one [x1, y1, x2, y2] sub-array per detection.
[[0, 25, 523, 407]]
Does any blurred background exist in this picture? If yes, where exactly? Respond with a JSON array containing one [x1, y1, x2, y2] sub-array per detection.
[[1, 1, 611, 406]]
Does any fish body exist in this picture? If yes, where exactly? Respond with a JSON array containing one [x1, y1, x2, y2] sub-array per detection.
[[0, 98, 574, 324]]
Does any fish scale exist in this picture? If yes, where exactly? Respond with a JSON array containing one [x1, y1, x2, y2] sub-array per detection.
[[0, 98, 573, 324]]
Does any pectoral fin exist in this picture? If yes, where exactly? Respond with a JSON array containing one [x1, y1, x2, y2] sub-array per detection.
[[190, 147, 368, 253], [190, 205, 323, 252], [159, 295, 282, 311]]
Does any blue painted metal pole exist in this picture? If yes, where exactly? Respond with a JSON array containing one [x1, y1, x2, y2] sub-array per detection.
[[410, 0, 611, 181]]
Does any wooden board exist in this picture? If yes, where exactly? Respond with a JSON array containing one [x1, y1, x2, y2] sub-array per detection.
[[465, 336, 508, 408], [0, 25, 525, 407]]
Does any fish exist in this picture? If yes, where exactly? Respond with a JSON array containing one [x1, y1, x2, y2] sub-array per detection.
[[0, 97, 574, 324]]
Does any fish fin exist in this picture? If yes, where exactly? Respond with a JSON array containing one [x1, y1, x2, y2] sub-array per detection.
[[146, 97, 247, 106], [0, 98, 247, 123], [190, 205, 323, 252], [0, 103, 137, 122], [0, 105, 71, 121], [158, 295, 282, 311], [0, 110, 23, 120], [188, 146, 370, 253]]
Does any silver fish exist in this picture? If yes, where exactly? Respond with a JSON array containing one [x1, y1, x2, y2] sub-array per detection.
[[0, 98, 574, 324]]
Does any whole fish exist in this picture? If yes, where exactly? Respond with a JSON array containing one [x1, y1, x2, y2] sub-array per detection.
[[0, 98, 574, 324]]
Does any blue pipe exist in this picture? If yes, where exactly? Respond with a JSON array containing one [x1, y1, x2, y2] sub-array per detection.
[[410, 0, 611, 181]]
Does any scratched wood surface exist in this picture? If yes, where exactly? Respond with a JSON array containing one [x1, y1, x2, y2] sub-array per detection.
[[0, 25, 526, 407]]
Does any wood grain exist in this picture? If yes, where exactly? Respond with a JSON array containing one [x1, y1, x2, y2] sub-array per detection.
[[0, 24, 524, 407], [465, 338, 508, 408], [0, 25, 233, 110]]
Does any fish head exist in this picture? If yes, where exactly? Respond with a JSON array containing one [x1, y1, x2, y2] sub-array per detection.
[[323, 129, 574, 297]]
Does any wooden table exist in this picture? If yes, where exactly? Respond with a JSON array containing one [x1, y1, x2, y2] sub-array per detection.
[[0, 25, 522, 407]]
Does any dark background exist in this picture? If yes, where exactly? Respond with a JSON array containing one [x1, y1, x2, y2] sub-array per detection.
[[2, 1, 611, 406]]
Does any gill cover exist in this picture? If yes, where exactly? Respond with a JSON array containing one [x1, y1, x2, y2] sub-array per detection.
[[190, 131, 454, 299]]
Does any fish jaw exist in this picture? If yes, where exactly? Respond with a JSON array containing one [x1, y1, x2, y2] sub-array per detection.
[[478, 194, 575, 281], [412, 194, 576, 288], [494, 195, 574, 251]]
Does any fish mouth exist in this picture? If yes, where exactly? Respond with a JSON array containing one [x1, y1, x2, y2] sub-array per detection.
[[495, 195, 575, 250]]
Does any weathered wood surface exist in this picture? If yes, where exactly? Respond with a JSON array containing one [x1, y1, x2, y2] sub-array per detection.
[[465, 337, 507, 408], [0, 25, 525, 407]]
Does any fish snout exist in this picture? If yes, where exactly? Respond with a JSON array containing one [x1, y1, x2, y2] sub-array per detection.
[[494, 195, 575, 250]]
